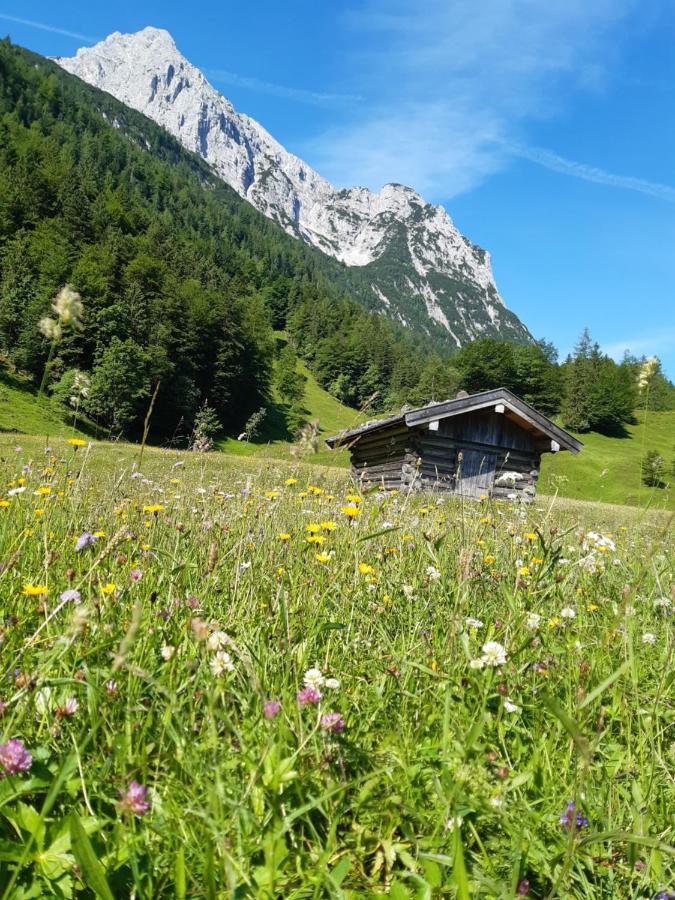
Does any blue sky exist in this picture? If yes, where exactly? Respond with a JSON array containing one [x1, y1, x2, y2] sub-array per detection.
[[2, 1, 674, 375]]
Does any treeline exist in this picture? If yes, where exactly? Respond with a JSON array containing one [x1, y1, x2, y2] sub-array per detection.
[[0, 40, 441, 439]]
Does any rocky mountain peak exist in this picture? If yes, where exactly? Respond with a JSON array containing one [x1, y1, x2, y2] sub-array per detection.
[[55, 29, 530, 346]]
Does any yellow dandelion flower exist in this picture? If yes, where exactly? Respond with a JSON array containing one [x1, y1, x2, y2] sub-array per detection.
[[358, 563, 375, 575], [67, 438, 87, 448], [101, 582, 116, 595], [17, 477, 25, 486], [315, 552, 331, 563], [306, 534, 326, 544], [278, 533, 291, 541], [143, 504, 164, 514], [277, 567, 284, 575], [341, 505, 360, 518], [35, 508, 44, 517], [285, 478, 297, 486], [587, 603, 599, 612], [525, 532, 537, 541], [0, 500, 10, 509], [170, 478, 180, 485], [519, 566, 530, 576], [320, 521, 336, 531], [308, 485, 323, 495], [345, 494, 362, 504], [265, 491, 280, 499], [531, 557, 543, 566], [484, 554, 496, 565], [298, 491, 308, 498], [23, 584, 48, 596], [36, 486, 51, 496], [383, 594, 392, 605], [548, 617, 560, 628], [93, 531, 105, 538], [305, 523, 321, 533]]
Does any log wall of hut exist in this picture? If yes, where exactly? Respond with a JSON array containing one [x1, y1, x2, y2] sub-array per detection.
[[350, 426, 418, 491], [410, 409, 545, 498]]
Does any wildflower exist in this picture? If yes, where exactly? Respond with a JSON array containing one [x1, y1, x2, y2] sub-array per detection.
[[642, 633, 656, 645], [22, 584, 48, 597], [484, 554, 496, 565], [341, 505, 360, 518], [160, 645, 175, 661], [210, 651, 234, 676], [8, 486, 25, 496], [191, 618, 209, 641], [320, 521, 336, 531], [559, 801, 588, 830], [67, 438, 87, 448], [303, 668, 325, 690], [345, 494, 362, 504], [320, 712, 345, 734], [518, 566, 530, 577], [490, 796, 504, 808], [297, 686, 321, 705], [265, 491, 280, 499], [263, 700, 281, 720], [278, 533, 291, 541], [654, 597, 672, 611], [207, 631, 231, 651], [239, 561, 252, 572], [426, 565, 441, 581], [118, 781, 150, 817], [315, 552, 331, 563], [525, 612, 541, 630], [285, 478, 297, 486], [60, 589, 81, 604], [504, 698, 520, 713], [0, 499, 10, 509], [143, 504, 164, 514], [305, 523, 321, 533], [56, 698, 79, 718], [100, 583, 116, 595], [358, 563, 375, 575], [465, 617, 484, 630], [560, 607, 576, 620], [444, 816, 463, 831], [481, 641, 507, 667], [36, 486, 51, 496], [324, 677, 341, 690], [0, 739, 32, 776], [75, 532, 98, 551], [306, 534, 326, 544], [105, 680, 117, 696], [469, 658, 485, 670]]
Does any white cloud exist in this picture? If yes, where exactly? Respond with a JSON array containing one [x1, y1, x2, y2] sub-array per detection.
[[601, 330, 675, 362], [506, 144, 675, 203], [205, 68, 363, 107], [307, 0, 646, 198], [0, 12, 99, 43]]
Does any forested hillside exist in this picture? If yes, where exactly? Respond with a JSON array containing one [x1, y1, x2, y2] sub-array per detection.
[[0, 40, 441, 439]]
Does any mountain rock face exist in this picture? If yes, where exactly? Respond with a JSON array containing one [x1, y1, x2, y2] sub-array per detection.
[[56, 27, 530, 346]]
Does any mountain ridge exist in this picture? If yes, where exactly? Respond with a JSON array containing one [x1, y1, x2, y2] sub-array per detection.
[[56, 26, 531, 347]]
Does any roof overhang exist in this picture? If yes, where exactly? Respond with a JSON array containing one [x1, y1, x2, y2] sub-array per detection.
[[326, 388, 583, 454]]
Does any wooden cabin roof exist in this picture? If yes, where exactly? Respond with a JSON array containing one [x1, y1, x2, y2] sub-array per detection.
[[325, 388, 583, 454]]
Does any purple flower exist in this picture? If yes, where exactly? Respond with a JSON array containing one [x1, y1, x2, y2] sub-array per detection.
[[60, 589, 81, 604], [118, 780, 150, 817], [75, 532, 98, 552], [0, 739, 32, 776], [263, 700, 281, 720], [297, 686, 321, 706], [320, 712, 345, 734], [559, 801, 588, 830], [129, 568, 142, 582]]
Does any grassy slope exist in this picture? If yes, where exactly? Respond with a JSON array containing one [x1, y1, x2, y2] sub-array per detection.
[[3, 364, 672, 509], [0, 369, 87, 438], [540, 410, 674, 510]]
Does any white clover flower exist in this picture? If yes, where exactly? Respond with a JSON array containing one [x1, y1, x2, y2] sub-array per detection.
[[525, 612, 541, 630], [207, 631, 231, 652], [504, 698, 520, 713], [469, 658, 485, 670], [160, 645, 175, 661], [62, 697, 79, 716], [426, 565, 441, 581], [560, 607, 576, 620], [654, 597, 672, 610], [324, 677, 341, 690], [490, 796, 504, 808], [641, 633, 656, 645], [8, 486, 25, 496], [481, 641, 507, 667], [444, 816, 463, 831], [239, 561, 252, 572], [303, 668, 325, 690], [465, 617, 484, 630], [210, 651, 234, 676]]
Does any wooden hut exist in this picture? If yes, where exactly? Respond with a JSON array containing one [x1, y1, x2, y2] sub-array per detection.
[[325, 388, 582, 500]]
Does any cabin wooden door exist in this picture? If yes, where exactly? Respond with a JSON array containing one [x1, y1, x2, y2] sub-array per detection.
[[455, 449, 496, 498]]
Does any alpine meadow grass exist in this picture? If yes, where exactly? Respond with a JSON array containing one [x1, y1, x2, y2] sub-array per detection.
[[0, 434, 672, 898]]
